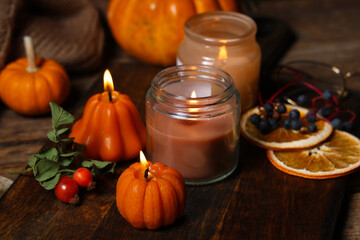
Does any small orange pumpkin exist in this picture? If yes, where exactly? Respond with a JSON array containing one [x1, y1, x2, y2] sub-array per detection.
[[107, 0, 238, 66], [116, 160, 186, 229], [0, 37, 70, 116], [69, 91, 146, 162]]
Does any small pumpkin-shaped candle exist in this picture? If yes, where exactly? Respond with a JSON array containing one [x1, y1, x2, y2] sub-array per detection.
[[0, 36, 70, 116], [116, 151, 186, 229], [69, 70, 146, 162], [106, 0, 238, 66]]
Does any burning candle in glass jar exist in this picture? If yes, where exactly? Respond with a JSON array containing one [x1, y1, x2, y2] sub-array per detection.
[[146, 65, 240, 185], [177, 11, 261, 112]]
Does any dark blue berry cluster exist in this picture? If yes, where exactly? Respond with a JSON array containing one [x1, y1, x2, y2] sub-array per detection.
[[260, 65, 356, 134], [250, 87, 355, 134], [295, 90, 354, 132], [250, 102, 317, 134]]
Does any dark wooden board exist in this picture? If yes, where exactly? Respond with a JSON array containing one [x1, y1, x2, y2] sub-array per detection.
[[0, 18, 348, 239]]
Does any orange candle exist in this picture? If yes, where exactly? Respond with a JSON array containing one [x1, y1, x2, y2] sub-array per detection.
[[69, 70, 146, 162], [116, 151, 186, 230]]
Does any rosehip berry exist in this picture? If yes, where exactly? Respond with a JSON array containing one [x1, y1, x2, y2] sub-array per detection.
[[54, 176, 79, 204], [73, 168, 95, 190]]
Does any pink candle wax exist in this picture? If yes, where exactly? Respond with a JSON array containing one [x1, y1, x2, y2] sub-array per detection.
[[146, 65, 240, 185], [146, 112, 237, 180]]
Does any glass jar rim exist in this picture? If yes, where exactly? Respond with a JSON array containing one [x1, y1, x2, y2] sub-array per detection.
[[184, 11, 257, 45], [150, 65, 237, 109]]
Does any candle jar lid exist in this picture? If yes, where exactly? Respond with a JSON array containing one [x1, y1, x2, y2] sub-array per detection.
[[146, 65, 240, 185]]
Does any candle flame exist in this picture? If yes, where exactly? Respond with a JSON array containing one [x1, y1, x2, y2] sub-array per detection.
[[103, 69, 114, 92], [140, 150, 148, 166], [189, 90, 198, 112], [189, 90, 198, 105], [218, 46, 228, 60], [191, 90, 197, 98]]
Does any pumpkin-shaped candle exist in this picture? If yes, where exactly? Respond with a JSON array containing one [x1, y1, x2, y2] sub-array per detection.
[[69, 70, 146, 162], [116, 151, 186, 229]]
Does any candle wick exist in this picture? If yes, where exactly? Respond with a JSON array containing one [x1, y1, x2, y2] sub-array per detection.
[[108, 90, 112, 102], [144, 168, 150, 180]]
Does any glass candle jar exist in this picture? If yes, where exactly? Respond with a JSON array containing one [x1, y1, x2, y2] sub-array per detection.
[[146, 65, 240, 185], [177, 11, 261, 112]]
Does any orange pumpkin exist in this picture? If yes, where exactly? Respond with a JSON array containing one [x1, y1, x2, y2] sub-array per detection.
[[107, 0, 238, 66], [0, 37, 70, 116], [116, 161, 186, 229], [0, 58, 70, 116], [69, 91, 146, 162]]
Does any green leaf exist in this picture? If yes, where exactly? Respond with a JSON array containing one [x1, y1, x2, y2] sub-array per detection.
[[82, 160, 115, 175], [50, 102, 75, 130], [81, 160, 94, 168], [60, 158, 72, 167], [28, 156, 38, 168], [88, 160, 114, 169], [40, 173, 60, 190], [60, 137, 75, 143], [35, 160, 60, 182], [47, 130, 57, 143], [47, 128, 69, 143], [35, 147, 58, 162], [60, 152, 77, 157]]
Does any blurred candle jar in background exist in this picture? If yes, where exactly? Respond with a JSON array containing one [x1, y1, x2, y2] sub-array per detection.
[[177, 11, 261, 112], [146, 65, 240, 185]]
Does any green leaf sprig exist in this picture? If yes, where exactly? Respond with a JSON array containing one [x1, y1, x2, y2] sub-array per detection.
[[10, 102, 115, 190]]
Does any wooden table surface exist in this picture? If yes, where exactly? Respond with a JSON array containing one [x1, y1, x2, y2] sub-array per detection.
[[1, 0, 360, 239]]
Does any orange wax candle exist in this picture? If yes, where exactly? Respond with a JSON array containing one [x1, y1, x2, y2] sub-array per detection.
[[116, 151, 186, 230], [69, 70, 146, 162]]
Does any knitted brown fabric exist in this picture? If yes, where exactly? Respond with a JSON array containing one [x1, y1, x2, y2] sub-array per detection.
[[0, 0, 105, 73]]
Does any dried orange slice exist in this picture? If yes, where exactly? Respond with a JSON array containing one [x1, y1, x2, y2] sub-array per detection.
[[240, 104, 333, 150], [267, 130, 360, 179]]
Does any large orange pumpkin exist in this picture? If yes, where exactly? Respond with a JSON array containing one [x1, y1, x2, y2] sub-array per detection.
[[107, 0, 238, 66], [116, 161, 186, 229]]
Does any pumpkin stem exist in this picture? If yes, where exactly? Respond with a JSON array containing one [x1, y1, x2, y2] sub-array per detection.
[[23, 36, 39, 73]]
